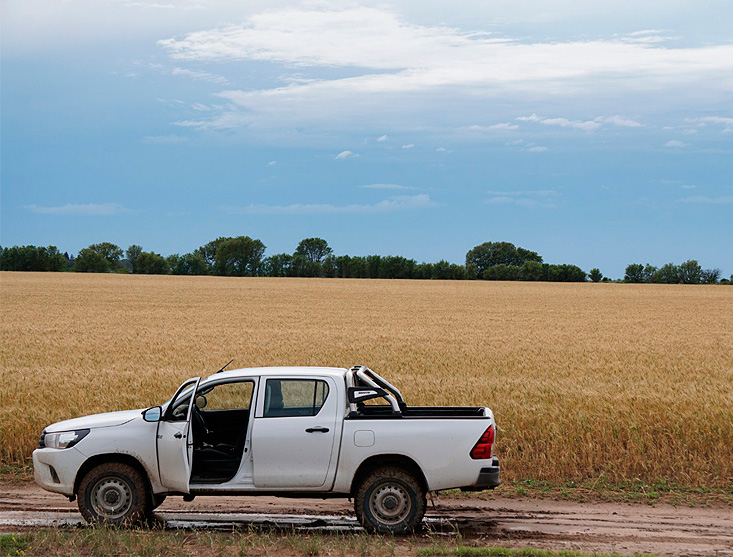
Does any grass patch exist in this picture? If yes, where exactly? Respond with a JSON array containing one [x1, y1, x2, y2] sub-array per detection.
[[1, 528, 662, 557], [439, 478, 733, 507], [0, 527, 402, 557], [0, 534, 31, 556], [419, 546, 651, 557]]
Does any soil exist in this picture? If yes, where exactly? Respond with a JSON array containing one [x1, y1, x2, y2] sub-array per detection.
[[1, 481, 732, 556]]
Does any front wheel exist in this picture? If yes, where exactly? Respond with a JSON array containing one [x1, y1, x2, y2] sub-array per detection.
[[354, 467, 426, 534], [77, 462, 149, 525]]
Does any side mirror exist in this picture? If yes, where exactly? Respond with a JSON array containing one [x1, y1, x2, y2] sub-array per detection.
[[142, 406, 162, 422], [195, 395, 208, 409]]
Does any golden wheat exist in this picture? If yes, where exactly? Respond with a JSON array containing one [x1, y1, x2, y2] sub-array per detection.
[[1, 272, 732, 487]]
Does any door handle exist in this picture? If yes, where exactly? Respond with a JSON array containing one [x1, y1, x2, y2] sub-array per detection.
[[305, 427, 330, 433], [174, 432, 183, 439]]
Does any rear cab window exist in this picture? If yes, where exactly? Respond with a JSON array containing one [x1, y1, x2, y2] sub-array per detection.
[[263, 379, 329, 417]]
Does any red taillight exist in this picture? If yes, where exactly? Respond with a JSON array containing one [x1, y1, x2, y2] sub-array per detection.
[[470, 425, 495, 459]]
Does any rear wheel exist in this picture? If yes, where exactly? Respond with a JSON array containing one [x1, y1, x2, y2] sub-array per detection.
[[354, 466, 426, 534], [77, 462, 149, 525]]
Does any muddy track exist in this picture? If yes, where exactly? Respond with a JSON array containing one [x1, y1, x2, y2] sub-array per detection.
[[1, 482, 732, 556]]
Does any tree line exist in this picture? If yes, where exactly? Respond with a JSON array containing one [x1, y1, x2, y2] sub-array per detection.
[[1, 239, 730, 284], [623, 261, 724, 284]]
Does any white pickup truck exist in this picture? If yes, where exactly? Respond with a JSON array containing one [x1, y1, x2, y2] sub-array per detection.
[[33, 365, 499, 533]]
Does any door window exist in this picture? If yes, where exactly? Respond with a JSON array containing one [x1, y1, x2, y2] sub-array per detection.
[[263, 379, 329, 417], [199, 381, 254, 411]]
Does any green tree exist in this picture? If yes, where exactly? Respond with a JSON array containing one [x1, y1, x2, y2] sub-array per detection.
[[0, 245, 66, 272], [334, 255, 352, 278], [126, 245, 143, 273], [366, 255, 381, 278], [466, 241, 542, 276], [624, 263, 644, 283], [546, 264, 586, 282], [295, 238, 333, 263], [589, 268, 603, 282], [482, 264, 520, 281], [196, 237, 230, 270], [292, 253, 322, 277], [74, 248, 110, 273], [519, 260, 546, 281], [213, 236, 266, 276], [677, 259, 702, 284], [263, 253, 294, 277], [700, 268, 721, 284], [642, 264, 658, 283], [653, 263, 679, 284], [379, 256, 416, 279], [136, 251, 169, 274], [88, 242, 123, 270], [167, 252, 209, 275]]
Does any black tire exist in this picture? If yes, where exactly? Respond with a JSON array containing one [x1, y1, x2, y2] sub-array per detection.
[[354, 466, 426, 534], [77, 462, 149, 525]]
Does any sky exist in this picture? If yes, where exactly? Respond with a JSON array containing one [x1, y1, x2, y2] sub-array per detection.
[[1, 0, 732, 279]]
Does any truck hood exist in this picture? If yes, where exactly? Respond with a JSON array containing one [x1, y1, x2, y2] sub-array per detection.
[[45, 409, 143, 432]]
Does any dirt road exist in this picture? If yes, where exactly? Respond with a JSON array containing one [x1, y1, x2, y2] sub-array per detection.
[[1, 482, 732, 556]]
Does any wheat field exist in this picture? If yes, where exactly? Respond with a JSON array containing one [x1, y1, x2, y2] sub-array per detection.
[[1, 272, 732, 488]]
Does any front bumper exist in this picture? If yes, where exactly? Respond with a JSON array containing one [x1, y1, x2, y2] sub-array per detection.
[[33, 447, 86, 496], [461, 458, 500, 491]]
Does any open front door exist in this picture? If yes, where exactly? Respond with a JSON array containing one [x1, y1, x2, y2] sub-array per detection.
[[156, 377, 201, 493]]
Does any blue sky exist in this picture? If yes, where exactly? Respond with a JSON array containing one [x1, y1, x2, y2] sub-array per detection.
[[1, 0, 731, 278]]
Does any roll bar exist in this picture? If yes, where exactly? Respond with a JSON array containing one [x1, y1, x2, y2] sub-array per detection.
[[349, 365, 404, 414]]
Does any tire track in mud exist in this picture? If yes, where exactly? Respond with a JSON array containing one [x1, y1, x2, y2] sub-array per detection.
[[1, 482, 732, 556]]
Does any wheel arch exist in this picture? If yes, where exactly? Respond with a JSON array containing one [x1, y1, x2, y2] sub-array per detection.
[[349, 454, 428, 496], [73, 453, 153, 497]]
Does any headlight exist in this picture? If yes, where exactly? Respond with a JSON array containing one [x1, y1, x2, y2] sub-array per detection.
[[43, 429, 90, 449]]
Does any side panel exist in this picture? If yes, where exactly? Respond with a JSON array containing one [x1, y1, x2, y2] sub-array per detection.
[[251, 376, 340, 488], [334, 412, 494, 493]]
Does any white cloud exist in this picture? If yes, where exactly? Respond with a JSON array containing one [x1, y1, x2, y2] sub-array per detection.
[[25, 203, 132, 215], [224, 194, 437, 215], [526, 145, 549, 152], [334, 150, 359, 160], [664, 140, 688, 147], [687, 116, 733, 133], [401, 143, 415, 149], [360, 183, 416, 190], [679, 195, 733, 205], [266, 160, 276, 166], [170, 66, 228, 84], [466, 123, 519, 131], [681, 185, 697, 189], [484, 189, 558, 208], [191, 102, 215, 111], [517, 114, 643, 131], [436, 147, 448, 152], [376, 134, 389, 142], [158, 7, 733, 133], [598, 115, 643, 128]]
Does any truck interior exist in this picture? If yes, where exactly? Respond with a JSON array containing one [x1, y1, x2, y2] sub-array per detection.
[[179, 380, 254, 483]]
